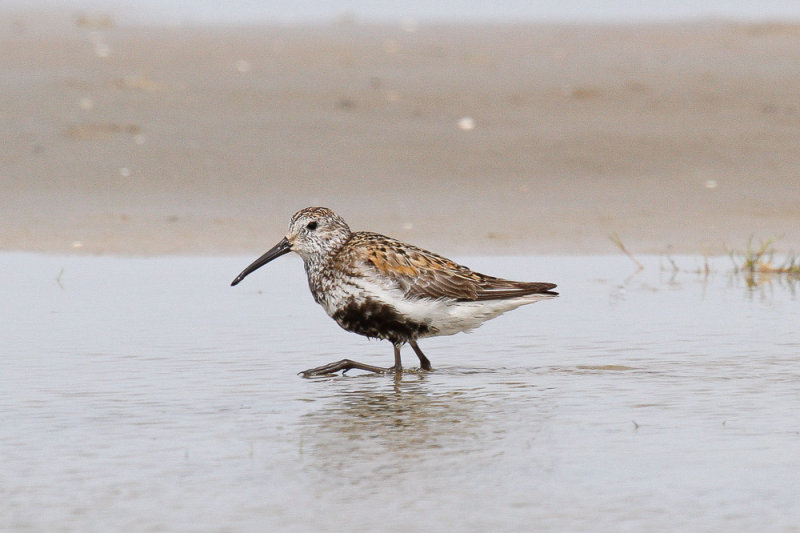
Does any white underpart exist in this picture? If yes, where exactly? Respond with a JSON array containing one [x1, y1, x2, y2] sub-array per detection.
[[325, 275, 552, 339]]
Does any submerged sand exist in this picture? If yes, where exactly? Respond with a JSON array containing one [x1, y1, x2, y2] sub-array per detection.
[[2, 11, 799, 256]]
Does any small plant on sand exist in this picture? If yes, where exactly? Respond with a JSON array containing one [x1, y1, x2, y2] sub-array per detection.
[[610, 234, 798, 290], [728, 238, 800, 287], [609, 233, 643, 270]]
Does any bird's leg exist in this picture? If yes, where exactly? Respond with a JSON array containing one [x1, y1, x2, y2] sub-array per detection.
[[299, 359, 392, 377], [299, 344, 404, 377], [409, 340, 432, 371], [384, 343, 403, 374], [396, 344, 402, 368]]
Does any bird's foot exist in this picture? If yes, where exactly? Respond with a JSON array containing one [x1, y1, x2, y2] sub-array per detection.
[[299, 359, 402, 377]]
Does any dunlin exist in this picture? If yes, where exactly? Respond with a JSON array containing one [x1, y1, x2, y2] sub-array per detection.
[[231, 207, 558, 376]]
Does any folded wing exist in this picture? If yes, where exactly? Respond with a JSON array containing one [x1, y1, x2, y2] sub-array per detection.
[[348, 232, 558, 302]]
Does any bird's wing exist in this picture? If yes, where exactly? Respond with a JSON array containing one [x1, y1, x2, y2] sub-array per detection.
[[345, 232, 558, 301]]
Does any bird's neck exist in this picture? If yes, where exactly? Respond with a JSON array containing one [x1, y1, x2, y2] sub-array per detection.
[[303, 234, 351, 306]]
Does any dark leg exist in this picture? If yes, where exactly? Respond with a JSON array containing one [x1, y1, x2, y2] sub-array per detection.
[[299, 359, 393, 377], [299, 343, 404, 377], [386, 343, 403, 373], [409, 340, 432, 371]]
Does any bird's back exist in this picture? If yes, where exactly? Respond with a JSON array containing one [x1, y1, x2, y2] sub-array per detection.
[[338, 231, 557, 300]]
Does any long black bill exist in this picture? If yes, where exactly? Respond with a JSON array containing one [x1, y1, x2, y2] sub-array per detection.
[[230, 237, 292, 286]]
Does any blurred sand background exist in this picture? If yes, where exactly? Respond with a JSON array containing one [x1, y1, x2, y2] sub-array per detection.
[[2, 10, 799, 256]]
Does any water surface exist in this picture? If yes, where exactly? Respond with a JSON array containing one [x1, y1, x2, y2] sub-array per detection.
[[1, 254, 797, 532]]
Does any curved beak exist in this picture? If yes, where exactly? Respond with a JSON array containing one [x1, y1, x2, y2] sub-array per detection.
[[231, 237, 292, 286]]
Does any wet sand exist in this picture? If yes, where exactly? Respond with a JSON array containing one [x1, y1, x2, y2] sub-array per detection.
[[3, 10, 800, 255]]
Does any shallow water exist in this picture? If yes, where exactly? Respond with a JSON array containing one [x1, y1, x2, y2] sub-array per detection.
[[2, 253, 798, 532]]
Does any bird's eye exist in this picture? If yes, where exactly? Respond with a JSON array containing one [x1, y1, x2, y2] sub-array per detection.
[[306, 221, 318, 231]]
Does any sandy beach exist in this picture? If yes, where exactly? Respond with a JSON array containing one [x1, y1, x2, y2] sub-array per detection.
[[3, 10, 799, 256]]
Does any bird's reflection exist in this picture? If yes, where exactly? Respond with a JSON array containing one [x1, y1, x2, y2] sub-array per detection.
[[298, 371, 489, 477]]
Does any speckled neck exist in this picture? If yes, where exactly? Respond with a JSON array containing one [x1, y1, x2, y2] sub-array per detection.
[[303, 232, 354, 306]]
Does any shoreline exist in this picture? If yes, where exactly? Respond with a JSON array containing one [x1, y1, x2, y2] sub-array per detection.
[[3, 12, 799, 256]]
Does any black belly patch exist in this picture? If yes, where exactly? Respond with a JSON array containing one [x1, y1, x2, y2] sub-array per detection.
[[332, 299, 431, 343]]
